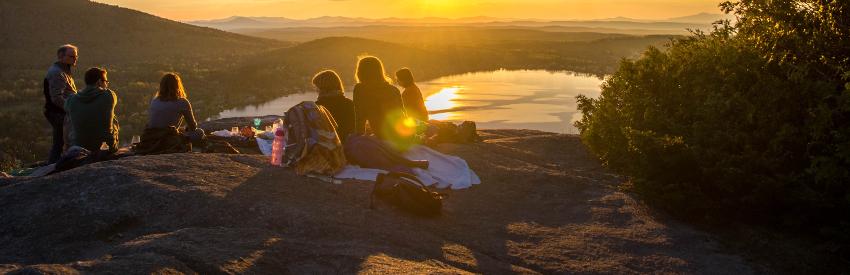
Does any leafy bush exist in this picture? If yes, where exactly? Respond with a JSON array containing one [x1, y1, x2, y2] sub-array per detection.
[[576, 1, 849, 228]]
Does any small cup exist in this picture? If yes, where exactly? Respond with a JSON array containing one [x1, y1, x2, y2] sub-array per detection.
[[231, 127, 239, 136], [131, 135, 141, 144]]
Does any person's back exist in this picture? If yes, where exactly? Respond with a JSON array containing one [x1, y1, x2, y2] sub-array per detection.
[[353, 81, 405, 140], [401, 84, 428, 122], [147, 97, 195, 130], [312, 70, 355, 142], [353, 56, 408, 143], [143, 73, 204, 146], [65, 68, 119, 153], [317, 95, 354, 141], [396, 68, 429, 122]]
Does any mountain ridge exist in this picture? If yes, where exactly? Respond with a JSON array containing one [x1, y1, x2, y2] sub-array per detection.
[[187, 13, 728, 31]]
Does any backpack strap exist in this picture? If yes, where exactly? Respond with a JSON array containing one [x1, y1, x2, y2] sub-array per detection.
[[386, 172, 428, 189], [370, 173, 385, 209], [389, 172, 449, 199]]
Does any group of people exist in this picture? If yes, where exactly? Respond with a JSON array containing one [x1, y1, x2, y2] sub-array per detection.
[[312, 56, 429, 146], [43, 44, 202, 163], [42, 44, 431, 164]]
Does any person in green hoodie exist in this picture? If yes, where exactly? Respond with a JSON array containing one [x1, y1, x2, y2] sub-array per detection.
[[65, 67, 120, 153]]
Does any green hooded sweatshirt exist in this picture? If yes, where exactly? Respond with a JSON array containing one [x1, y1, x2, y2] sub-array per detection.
[[65, 86, 120, 153]]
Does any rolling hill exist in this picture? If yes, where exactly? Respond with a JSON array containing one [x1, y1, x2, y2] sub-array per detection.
[[0, 0, 284, 71]]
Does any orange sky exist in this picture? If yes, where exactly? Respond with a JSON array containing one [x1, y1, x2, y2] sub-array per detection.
[[95, 0, 723, 21]]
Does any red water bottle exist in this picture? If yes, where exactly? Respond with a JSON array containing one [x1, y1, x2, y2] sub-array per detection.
[[270, 127, 286, 166]]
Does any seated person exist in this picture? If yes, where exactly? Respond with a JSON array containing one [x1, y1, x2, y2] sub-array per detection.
[[65, 67, 119, 153], [313, 70, 355, 142], [353, 56, 411, 148], [147, 73, 204, 141], [396, 68, 429, 122]]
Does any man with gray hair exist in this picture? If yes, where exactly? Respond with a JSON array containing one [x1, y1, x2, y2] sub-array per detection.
[[43, 44, 79, 163]]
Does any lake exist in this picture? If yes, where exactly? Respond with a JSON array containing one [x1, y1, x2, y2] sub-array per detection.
[[216, 69, 603, 134]]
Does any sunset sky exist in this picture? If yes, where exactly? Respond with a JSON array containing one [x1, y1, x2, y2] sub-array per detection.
[[95, 0, 722, 21]]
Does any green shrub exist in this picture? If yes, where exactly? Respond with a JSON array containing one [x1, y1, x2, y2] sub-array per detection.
[[576, 1, 849, 228]]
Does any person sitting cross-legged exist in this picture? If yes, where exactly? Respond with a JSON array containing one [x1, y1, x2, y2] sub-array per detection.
[[134, 73, 205, 155]]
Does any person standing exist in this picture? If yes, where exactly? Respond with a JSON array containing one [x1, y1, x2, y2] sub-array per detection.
[[65, 67, 120, 153], [396, 68, 429, 122], [43, 44, 78, 163]]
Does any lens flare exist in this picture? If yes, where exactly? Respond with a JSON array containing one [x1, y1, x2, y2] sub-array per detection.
[[395, 117, 417, 138], [403, 117, 417, 128]]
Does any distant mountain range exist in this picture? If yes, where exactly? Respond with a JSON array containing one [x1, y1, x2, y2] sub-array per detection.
[[188, 16, 517, 30], [187, 13, 735, 33]]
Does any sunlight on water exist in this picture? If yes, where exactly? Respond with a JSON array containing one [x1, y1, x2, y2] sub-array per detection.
[[425, 86, 462, 111], [418, 70, 604, 133], [216, 70, 603, 134]]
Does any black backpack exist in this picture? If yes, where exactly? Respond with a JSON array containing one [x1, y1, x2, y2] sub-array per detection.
[[371, 172, 444, 217]]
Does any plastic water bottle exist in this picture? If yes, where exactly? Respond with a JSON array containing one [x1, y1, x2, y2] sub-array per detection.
[[270, 128, 286, 166]]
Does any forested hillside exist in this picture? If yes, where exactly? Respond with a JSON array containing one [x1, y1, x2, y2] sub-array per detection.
[[0, 0, 282, 70]]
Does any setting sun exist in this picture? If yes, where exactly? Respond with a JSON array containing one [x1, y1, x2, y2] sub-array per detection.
[[94, 0, 721, 21]]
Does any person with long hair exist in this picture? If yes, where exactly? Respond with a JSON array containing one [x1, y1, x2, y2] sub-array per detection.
[[313, 70, 355, 142], [146, 73, 203, 141], [396, 68, 429, 122], [352, 56, 410, 146]]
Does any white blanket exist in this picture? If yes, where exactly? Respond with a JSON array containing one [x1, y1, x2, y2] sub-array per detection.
[[333, 145, 481, 190]]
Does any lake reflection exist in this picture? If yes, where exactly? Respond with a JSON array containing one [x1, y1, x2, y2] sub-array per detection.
[[419, 70, 602, 133], [216, 69, 603, 134]]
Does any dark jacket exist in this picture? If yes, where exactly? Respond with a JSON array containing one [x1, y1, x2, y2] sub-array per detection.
[[317, 94, 355, 142], [353, 82, 406, 141], [65, 86, 119, 152], [401, 84, 429, 122]]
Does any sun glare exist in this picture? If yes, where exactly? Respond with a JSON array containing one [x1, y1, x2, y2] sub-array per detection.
[[425, 87, 462, 111], [418, 0, 462, 14]]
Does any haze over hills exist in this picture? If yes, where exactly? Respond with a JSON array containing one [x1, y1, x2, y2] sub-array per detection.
[[239, 26, 635, 44], [189, 16, 517, 30], [668, 12, 736, 23], [187, 13, 733, 35]]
